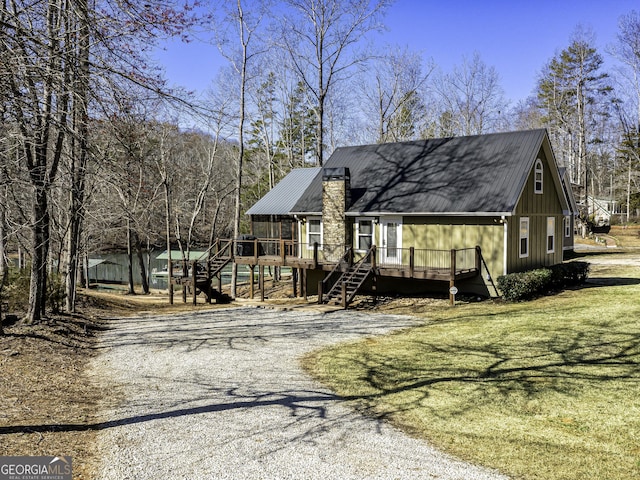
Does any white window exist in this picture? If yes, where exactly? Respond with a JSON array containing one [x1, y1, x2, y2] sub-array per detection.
[[356, 218, 373, 251], [307, 217, 322, 246], [564, 216, 571, 238], [547, 217, 555, 254], [534, 159, 543, 194], [519, 217, 529, 258]]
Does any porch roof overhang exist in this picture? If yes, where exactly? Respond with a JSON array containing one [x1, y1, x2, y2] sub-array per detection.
[[246, 167, 321, 216]]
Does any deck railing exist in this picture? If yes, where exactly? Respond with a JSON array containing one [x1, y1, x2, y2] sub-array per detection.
[[372, 246, 478, 273], [227, 238, 479, 274]]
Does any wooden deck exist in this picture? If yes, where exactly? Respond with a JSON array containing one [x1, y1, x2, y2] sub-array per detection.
[[228, 238, 480, 282], [166, 239, 482, 306]]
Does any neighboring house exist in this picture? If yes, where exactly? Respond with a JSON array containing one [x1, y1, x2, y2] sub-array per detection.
[[587, 196, 615, 233], [242, 129, 575, 300]]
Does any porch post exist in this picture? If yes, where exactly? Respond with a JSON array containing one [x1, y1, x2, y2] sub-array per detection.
[[253, 238, 258, 264]]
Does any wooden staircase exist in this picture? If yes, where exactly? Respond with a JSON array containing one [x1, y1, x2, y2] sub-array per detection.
[[209, 255, 232, 277], [206, 239, 233, 275], [321, 246, 376, 308]]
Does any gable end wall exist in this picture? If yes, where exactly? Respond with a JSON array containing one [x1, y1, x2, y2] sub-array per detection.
[[508, 146, 564, 272]]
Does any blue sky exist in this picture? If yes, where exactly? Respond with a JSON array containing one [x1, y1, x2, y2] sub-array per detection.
[[154, 0, 639, 105]]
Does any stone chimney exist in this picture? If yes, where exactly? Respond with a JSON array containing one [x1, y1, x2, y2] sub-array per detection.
[[322, 167, 351, 258]]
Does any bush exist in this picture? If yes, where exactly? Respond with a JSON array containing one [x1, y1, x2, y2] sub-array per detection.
[[3, 268, 30, 312], [1, 268, 68, 315], [549, 261, 590, 289], [497, 261, 590, 302], [47, 272, 67, 314]]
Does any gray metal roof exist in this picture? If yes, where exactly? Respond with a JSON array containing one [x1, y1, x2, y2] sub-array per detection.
[[292, 129, 559, 215], [246, 167, 321, 215]]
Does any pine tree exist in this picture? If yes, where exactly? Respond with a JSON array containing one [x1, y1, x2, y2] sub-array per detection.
[[537, 34, 612, 203]]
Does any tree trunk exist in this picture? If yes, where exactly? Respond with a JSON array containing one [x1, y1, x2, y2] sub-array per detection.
[[0, 200, 6, 336], [0, 203, 7, 281], [64, 0, 90, 313], [134, 231, 149, 294], [27, 187, 49, 324], [126, 217, 135, 295], [230, 0, 248, 299], [164, 180, 173, 302]]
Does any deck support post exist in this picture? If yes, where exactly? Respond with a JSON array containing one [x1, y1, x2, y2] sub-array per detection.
[[318, 280, 324, 304], [313, 242, 318, 269], [298, 268, 304, 298], [192, 261, 197, 305], [449, 249, 456, 306], [409, 247, 415, 278], [292, 269, 298, 297], [206, 260, 212, 304], [260, 265, 265, 302], [249, 265, 255, 299], [341, 281, 347, 309], [372, 273, 377, 304], [302, 268, 307, 300]]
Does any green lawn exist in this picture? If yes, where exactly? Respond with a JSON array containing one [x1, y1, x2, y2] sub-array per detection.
[[303, 260, 640, 480]]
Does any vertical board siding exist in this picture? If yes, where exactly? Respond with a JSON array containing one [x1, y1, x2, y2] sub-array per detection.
[[403, 216, 504, 284], [509, 146, 565, 272]]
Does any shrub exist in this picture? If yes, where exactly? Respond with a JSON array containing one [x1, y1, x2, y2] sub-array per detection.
[[1, 268, 68, 315], [3, 268, 30, 312], [497, 261, 590, 302], [549, 261, 590, 289], [47, 272, 67, 314]]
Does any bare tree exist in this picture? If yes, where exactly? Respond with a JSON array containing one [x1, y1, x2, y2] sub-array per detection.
[[611, 10, 640, 222], [360, 46, 433, 143], [431, 52, 509, 137], [0, 0, 74, 322], [215, 0, 269, 298], [280, 0, 391, 165]]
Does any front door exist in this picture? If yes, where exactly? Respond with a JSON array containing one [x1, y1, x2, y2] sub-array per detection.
[[380, 217, 402, 265]]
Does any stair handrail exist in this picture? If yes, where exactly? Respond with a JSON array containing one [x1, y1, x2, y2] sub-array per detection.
[[212, 239, 233, 259], [341, 246, 376, 304], [323, 245, 376, 304], [320, 246, 352, 301], [206, 239, 234, 277]]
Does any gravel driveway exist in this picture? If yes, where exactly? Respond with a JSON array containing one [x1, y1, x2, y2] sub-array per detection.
[[91, 306, 508, 479]]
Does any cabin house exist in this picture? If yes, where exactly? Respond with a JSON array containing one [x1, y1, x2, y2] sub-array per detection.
[[241, 129, 575, 303]]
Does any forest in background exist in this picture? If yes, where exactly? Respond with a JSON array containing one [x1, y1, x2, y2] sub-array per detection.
[[1, 0, 640, 321]]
